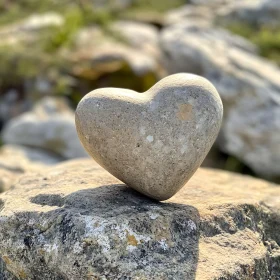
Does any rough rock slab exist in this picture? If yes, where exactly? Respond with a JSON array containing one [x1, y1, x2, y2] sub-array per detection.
[[161, 22, 280, 179], [0, 159, 279, 279]]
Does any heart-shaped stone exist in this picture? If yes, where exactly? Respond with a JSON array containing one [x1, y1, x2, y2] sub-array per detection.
[[75, 73, 223, 200]]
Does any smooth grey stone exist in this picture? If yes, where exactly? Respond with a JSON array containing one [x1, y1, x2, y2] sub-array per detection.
[[75, 73, 223, 200]]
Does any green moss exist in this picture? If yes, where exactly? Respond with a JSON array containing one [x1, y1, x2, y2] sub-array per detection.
[[228, 24, 280, 65]]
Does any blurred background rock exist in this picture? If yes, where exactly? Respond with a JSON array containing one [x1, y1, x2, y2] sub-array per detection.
[[0, 0, 279, 190]]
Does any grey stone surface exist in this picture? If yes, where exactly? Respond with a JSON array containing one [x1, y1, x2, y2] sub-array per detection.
[[2, 97, 88, 160], [0, 90, 31, 129], [0, 159, 279, 279], [111, 20, 161, 61], [217, 0, 280, 28], [76, 74, 223, 200], [0, 144, 61, 192], [161, 23, 280, 179]]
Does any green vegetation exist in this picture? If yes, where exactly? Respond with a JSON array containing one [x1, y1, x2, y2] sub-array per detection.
[[0, 0, 115, 27], [42, 8, 86, 53], [224, 155, 254, 175], [0, 0, 116, 52], [0, 0, 189, 53], [0, 0, 68, 26], [0, 0, 159, 107], [228, 24, 280, 65], [129, 0, 187, 13], [0, 0, 118, 102], [0, 0, 187, 105], [120, 0, 187, 24], [0, 44, 71, 100]]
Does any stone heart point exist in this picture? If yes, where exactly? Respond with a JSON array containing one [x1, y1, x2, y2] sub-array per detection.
[[75, 73, 223, 201]]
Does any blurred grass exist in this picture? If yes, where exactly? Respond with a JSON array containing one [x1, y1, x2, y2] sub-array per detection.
[[42, 7, 90, 53], [0, 0, 69, 26], [0, 45, 71, 102], [0, 0, 159, 106], [228, 24, 280, 65], [0, 0, 115, 95], [0, 0, 116, 27], [120, 0, 187, 25], [0, 0, 188, 27], [128, 0, 187, 13]]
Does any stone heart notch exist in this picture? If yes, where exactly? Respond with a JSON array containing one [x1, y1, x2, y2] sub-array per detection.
[[75, 73, 223, 201]]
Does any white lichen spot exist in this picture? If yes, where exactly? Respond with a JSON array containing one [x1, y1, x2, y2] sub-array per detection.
[[127, 245, 137, 252], [149, 213, 159, 220], [187, 220, 197, 231], [146, 135, 154, 142], [84, 216, 111, 254], [148, 205, 161, 211], [83, 217, 153, 255], [73, 242, 83, 254], [113, 225, 126, 240], [28, 219, 36, 226], [114, 222, 151, 252], [36, 234, 46, 244], [159, 239, 168, 250], [44, 243, 59, 254]]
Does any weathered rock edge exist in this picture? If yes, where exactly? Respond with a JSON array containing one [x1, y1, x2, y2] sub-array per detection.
[[0, 159, 279, 279]]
